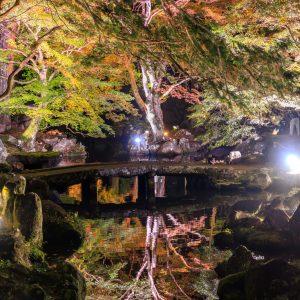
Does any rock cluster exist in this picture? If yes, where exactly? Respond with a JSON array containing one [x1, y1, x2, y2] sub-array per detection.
[[217, 247, 300, 300], [214, 198, 300, 252], [0, 174, 85, 299]]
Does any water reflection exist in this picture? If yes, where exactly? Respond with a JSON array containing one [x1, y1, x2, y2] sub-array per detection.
[[62, 175, 279, 209], [70, 207, 228, 299], [67, 182, 300, 299], [62, 176, 190, 206]]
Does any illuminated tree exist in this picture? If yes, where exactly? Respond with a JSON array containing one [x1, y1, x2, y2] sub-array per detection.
[[69, 0, 298, 142], [0, 1, 136, 149]]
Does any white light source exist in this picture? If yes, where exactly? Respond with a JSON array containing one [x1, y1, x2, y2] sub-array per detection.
[[286, 154, 300, 174], [135, 137, 141, 144]]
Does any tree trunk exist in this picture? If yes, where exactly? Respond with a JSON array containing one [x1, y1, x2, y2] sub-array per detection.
[[21, 71, 48, 151], [0, 25, 8, 95], [140, 62, 165, 142], [145, 93, 164, 142], [22, 117, 40, 151]]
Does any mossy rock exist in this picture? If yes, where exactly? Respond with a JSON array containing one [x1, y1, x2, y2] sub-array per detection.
[[215, 245, 256, 278], [0, 262, 86, 300], [42, 200, 84, 258], [214, 230, 234, 250], [244, 259, 300, 300], [14, 193, 43, 246], [0, 232, 29, 266], [218, 259, 300, 300], [0, 163, 12, 173], [7, 152, 62, 169], [217, 271, 246, 300], [246, 230, 292, 251], [233, 226, 257, 243], [26, 179, 51, 200]]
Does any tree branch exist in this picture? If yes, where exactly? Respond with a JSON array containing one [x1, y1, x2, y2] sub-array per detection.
[[124, 56, 146, 113], [140, 63, 150, 97], [285, 25, 300, 49], [14, 78, 37, 84], [0, 25, 62, 101], [160, 78, 190, 99]]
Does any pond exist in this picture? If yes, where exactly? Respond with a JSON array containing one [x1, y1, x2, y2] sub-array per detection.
[[64, 175, 300, 299], [70, 204, 230, 300]]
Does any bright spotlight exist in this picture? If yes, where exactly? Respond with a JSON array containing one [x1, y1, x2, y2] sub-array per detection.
[[135, 137, 141, 144], [286, 154, 300, 174]]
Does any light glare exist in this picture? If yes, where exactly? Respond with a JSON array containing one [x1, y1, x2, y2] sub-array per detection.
[[135, 137, 141, 144], [286, 154, 300, 174]]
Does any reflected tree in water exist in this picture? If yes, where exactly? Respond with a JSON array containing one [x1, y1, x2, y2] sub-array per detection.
[[71, 208, 227, 299]]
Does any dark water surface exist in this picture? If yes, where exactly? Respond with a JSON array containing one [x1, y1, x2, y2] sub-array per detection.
[[64, 176, 300, 300], [71, 205, 229, 299]]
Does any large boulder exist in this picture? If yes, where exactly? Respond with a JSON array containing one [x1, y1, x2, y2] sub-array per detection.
[[14, 193, 43, 246], [2, 181, 18, 229], [1, 176, 27, 228], [245, 230, 291, 251], [157, 140, 182, 157], [173, 129, 195, 141], [0, 162, 12, 173], [262, 207, 289, 231], [289, 203, 300, 247], [226, 211, 262, 229], [243, 171, 272, 190], [231, 200, 262, 214], [234, 135, 266, 156], [7, 134, 20, 147], [0, 262, 86, 300], [0, 139, 8, 162], [214, 230, 235, 250], [0, 232, 29, 265], [42, 200, 83, 257], [7, 152, 62, 169], [218, 259, 300, 300], [0, 114, 12, 133], [209, 146, 233, 160], [179, 138, 202, 154], [26, 179, 51, 200], [52, 138, 85, 154], [215, 245, 255, 278]]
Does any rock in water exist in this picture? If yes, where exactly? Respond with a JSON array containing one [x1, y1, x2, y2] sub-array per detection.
[[0, 139, 8, 162], [7, 152, 62, 169], [14, 193, 43, 246], [289, 204, 300, 247], [42, 200, 83, 257], [246, 171, 272, 190], [231, 200, 262, 213], [218, 259, 300, 300], [215, 245, 255, 278], [262, 207, 289, 231], [0, 262, 86, 300]]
